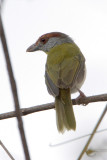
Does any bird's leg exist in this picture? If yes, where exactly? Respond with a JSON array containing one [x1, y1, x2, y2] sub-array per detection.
[[77, 89, 86, 98], [75, 89, 87, 105]]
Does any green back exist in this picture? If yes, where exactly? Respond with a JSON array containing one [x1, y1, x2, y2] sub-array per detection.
[[46, 43, 85, 88]]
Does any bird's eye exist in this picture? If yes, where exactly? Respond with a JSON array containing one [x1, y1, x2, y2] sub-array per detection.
[[41, 38, 46, 43]]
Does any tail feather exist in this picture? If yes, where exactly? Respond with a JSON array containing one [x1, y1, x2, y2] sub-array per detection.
[[55, 88, 76, 133]]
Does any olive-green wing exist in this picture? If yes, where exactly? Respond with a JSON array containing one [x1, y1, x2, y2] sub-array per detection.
[[46, 55, 83, 89], [60, 55, 82, 87]]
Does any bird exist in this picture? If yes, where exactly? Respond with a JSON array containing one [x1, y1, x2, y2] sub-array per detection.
[[26, 32, 86, 133]]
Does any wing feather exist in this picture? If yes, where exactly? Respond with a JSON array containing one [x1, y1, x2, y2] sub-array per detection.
[[45, 71, 59, 97]]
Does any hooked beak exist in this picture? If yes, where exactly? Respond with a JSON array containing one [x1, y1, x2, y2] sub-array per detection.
[[26, 43, 39, 52]]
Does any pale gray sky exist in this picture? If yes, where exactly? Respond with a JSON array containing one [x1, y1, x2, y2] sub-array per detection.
[[0, 0, 107, 159]]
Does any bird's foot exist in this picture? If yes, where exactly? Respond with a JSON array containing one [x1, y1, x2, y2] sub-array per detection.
[[75, 89, 87, 106]]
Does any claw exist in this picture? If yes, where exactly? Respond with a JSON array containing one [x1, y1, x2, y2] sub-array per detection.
[[75, 89, 87, 105]]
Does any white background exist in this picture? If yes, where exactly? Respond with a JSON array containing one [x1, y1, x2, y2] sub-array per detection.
[[0, 0, 107, 159]]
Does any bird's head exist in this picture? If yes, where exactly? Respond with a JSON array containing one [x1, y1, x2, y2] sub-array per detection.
[[26, 32, 73, 53]]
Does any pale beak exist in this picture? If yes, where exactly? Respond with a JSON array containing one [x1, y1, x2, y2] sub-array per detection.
[[26, 43, 39, 52]]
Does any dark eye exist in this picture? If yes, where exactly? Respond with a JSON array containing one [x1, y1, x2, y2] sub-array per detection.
[[41, 38, 46, 43]]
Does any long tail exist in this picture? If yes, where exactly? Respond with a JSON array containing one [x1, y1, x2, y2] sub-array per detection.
[[55, 88, 76, 133]]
